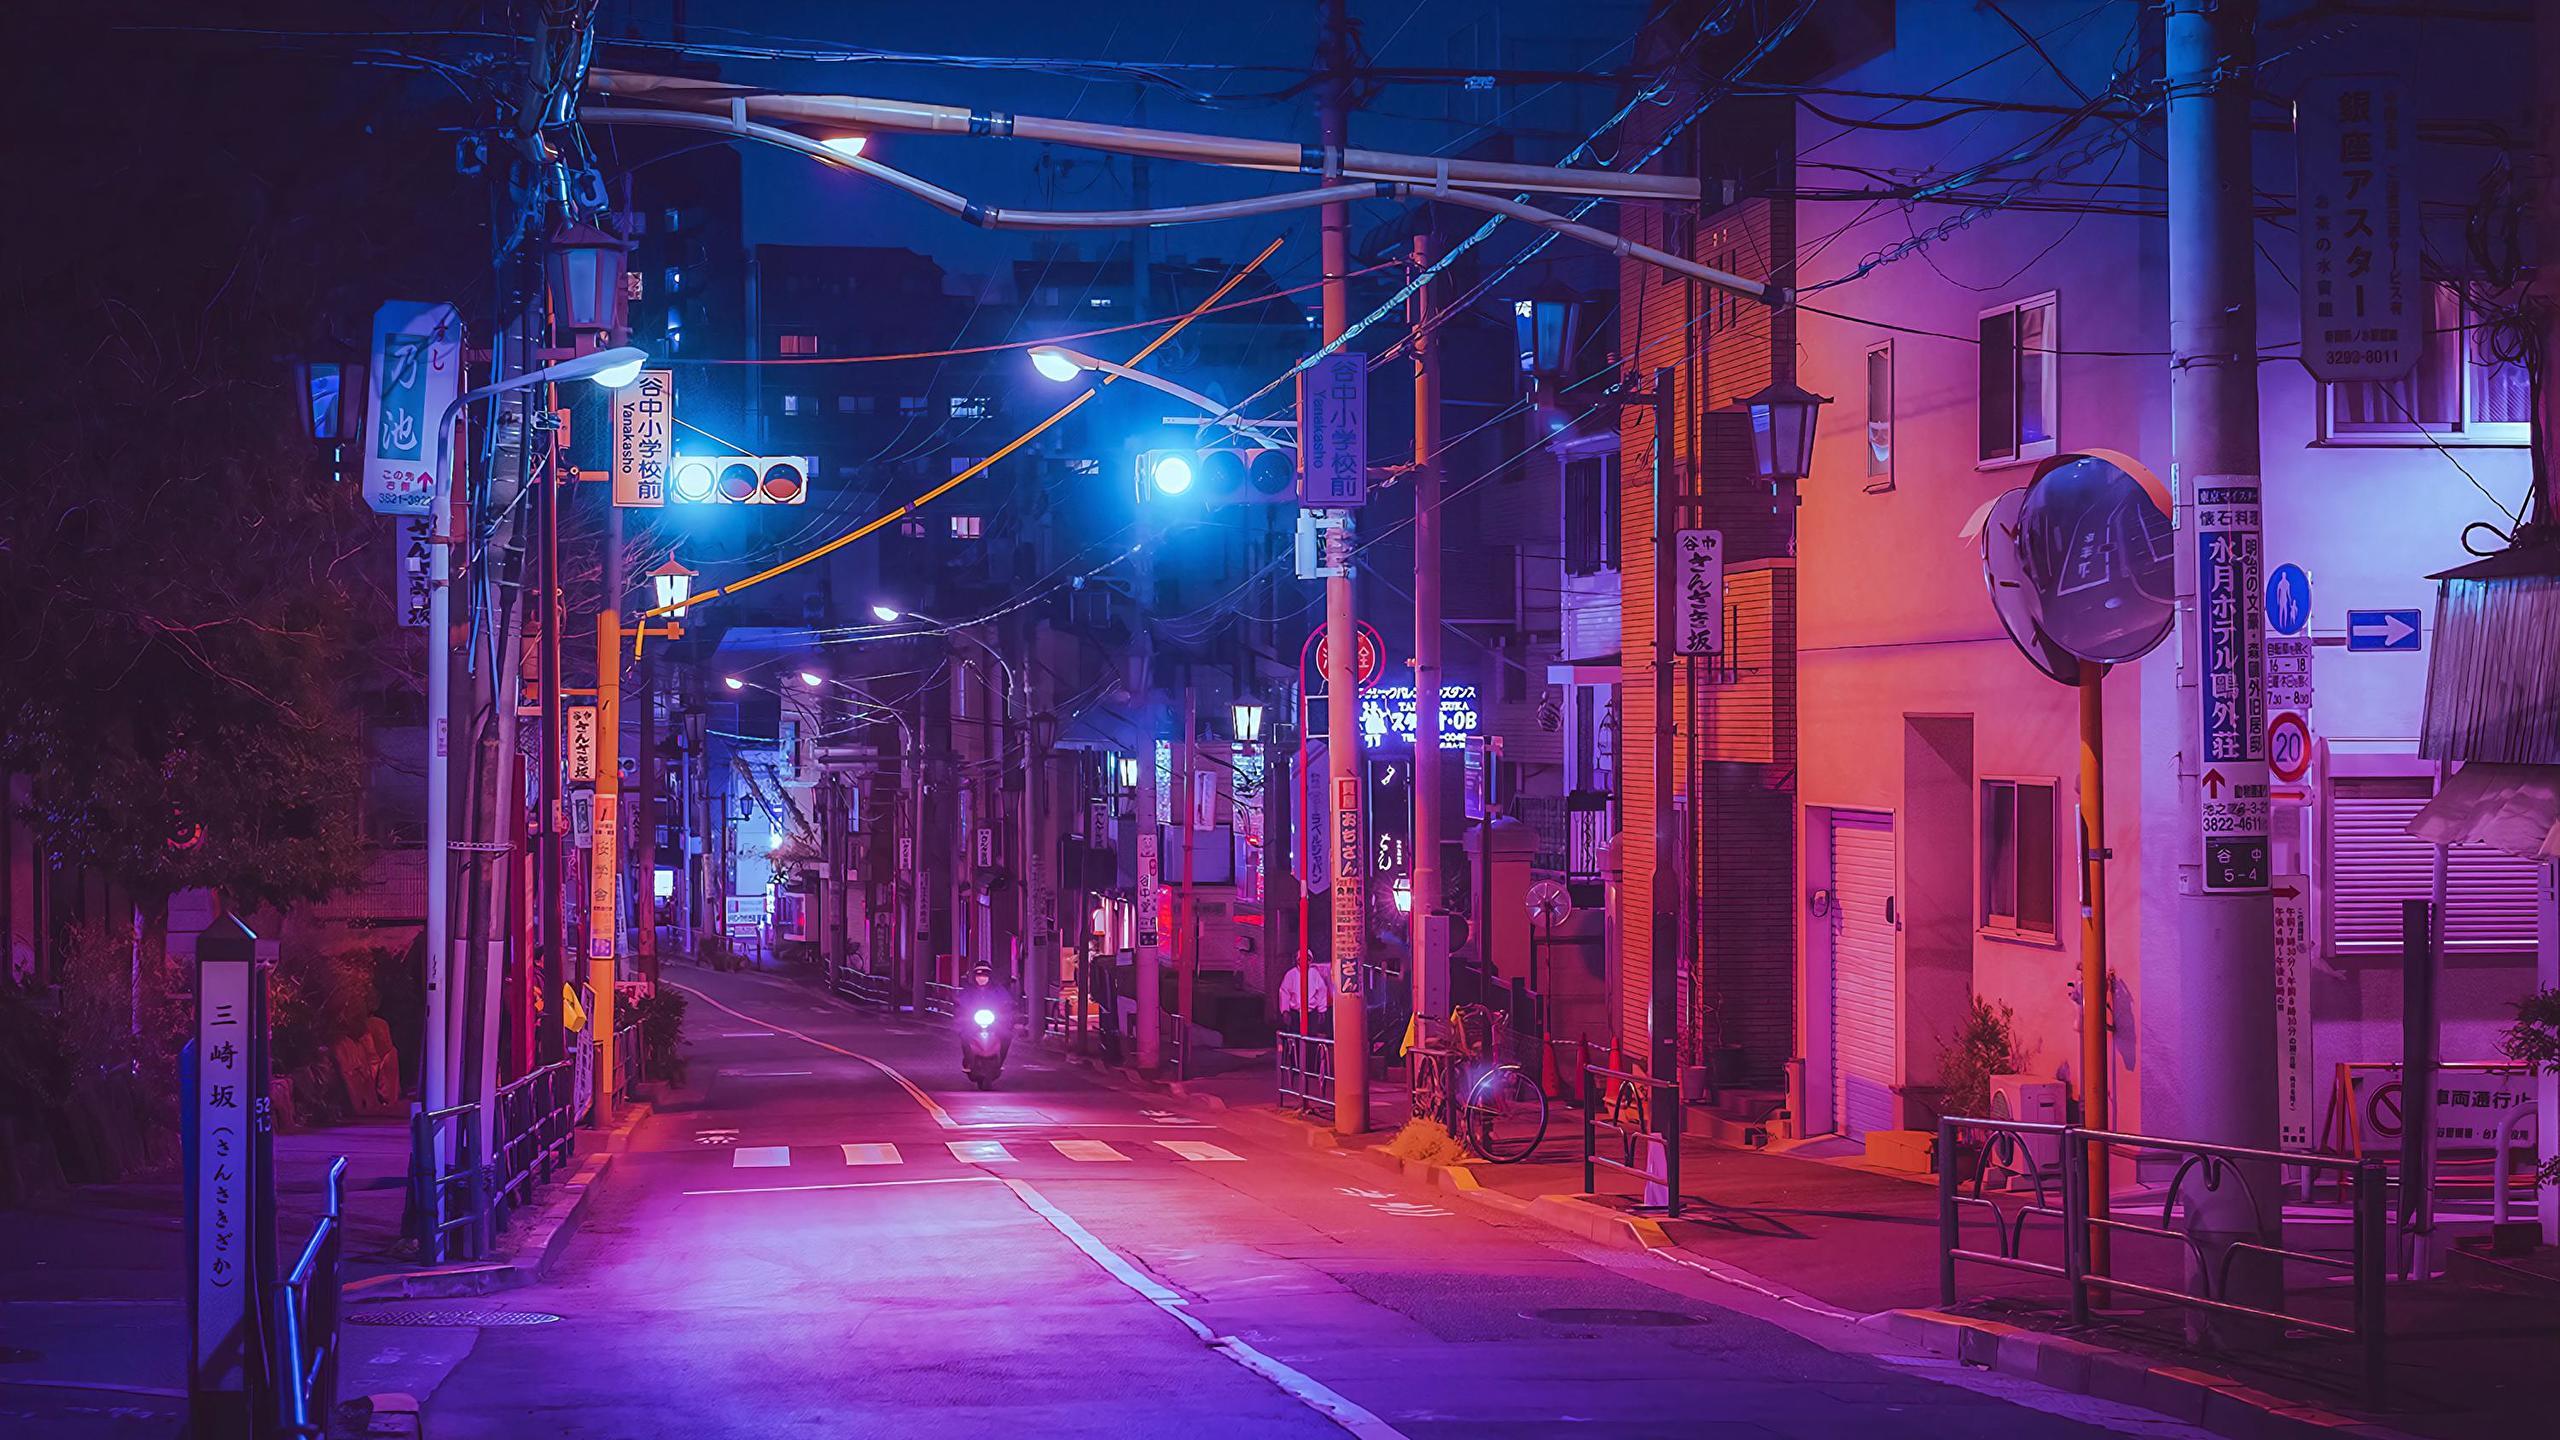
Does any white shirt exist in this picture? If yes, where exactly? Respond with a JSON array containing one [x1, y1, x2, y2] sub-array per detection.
[[1277, 964, 1334, 1013]]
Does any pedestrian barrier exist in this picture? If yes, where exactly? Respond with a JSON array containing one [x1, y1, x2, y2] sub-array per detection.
[[405, 1100, 483, 1264], [1580, 1063, 1682, 1218], [830, 965, 893, 1008], [491, 1057, 578, 1228], [612, 1017, 644, 1099], [1276, 1030, 1335, 1120], [923, 979, 957, 1018], [275, 1156, 347, 1438], [1937, 1115, 2389, 1404]]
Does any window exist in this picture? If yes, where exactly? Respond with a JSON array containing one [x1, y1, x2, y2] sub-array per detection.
[[2321, 283, 2530, 444], [898, 396, 927, 416], [898, 519, 927, 539], [1563, 455, 1621, 576], [950, 515, 984, 540], [663, 267, 683, 294], [1978, 294, 2058, 465], [780, 394, 802, 416], [1087, 297, 1112, 310], [1865, 342, 1894, 490], [1066, 458, 1101, 476], [949, 396, 992, 420], [779, 333, 820, 357], [1980, 779, 2057, 938], [662, 207, 682, 232], [2325, 775, 2543, 953], [836, 394, 874, 414]]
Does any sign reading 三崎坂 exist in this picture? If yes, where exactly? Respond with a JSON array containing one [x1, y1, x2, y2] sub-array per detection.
[[567, 705, 600, 783], [2195, 482, 2269, 893], [1296, 353, 1369, 507], [193, 938, 257, 1389], [611, 369, 675, 507], [393, 514, 436, 627], [362, 301, 463, 516], [1672, 529, 1725, 656], [2274, 876, 2314, 1149], [1357, 683, 1481, 751], [2296, 76, 2422, 385]]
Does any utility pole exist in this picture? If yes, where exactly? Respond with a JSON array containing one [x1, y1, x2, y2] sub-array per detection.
[[1319, 0, 1369, 1134], [636, 646, 660, 983], [590, 609, 622, 1125], [535, 372, 566, 1064], [2166, 0, 2278, 1297], [1409, 234, 1444, 1025], [1179, 683, 1198, 1076], [1135, 667, 1163, 1071], [1646, 367, 1679, 1134]]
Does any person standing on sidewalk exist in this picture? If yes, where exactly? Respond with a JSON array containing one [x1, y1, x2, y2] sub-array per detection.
[[1278, 961, 1331, 1037]]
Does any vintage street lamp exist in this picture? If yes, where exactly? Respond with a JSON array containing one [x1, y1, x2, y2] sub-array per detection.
[[1738, 379, 1831, 483], [1513, 283, 1585, 382], [649, 557, 697, 618], [1116, 754, 1141, 789], [1230, 700, 1265, 746], [545, 223, 631, 340]]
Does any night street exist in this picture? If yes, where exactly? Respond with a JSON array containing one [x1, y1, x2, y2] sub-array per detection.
[[395, 965, 2202, 1439]]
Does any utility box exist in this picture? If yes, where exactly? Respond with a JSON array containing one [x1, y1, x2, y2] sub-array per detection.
[[1990, 1074, 2069, 1184]]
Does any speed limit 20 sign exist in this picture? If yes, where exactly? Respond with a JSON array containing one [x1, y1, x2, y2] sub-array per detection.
[[2268, 711, 2311, 784]]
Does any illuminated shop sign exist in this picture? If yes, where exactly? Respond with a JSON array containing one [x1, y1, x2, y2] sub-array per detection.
[[1357, 683, 1480, 751]]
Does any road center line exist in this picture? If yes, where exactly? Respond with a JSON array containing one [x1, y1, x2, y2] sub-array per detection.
[[671, 981, 957, 1129]]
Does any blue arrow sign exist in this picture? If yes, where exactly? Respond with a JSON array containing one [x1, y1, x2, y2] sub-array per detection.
[[2345, 609, 2422, 652], [2265, 564, 2311, 637]]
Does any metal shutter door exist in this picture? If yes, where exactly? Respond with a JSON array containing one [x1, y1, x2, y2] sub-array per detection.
[[1829, 811, 1898, 1141], [2330, 778, 2543, 954]]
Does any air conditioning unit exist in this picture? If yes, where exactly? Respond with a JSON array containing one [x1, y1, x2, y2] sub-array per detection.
[[1988, 1075, 2070, 1190]]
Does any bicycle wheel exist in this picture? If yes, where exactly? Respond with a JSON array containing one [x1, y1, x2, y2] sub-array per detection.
[[1411, 1054, 1451, 1132], [1464, 1064, 1548, 1164]]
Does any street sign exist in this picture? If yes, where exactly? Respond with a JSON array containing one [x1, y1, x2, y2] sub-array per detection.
[[975, 827, 993, 868], [572, 788, 595, 849], [2273, 877, 2314, 1149], [567, 705, 599, 783], [1136, 831, 1161, 947], [2268, 711, 2312, 785], [2296, 76, 2422, 384], [1310, 622, 1385, 690], [610, 368, 674, 507], [2345, 608, 2421, 652], [1296, 353, 1368, 507], [2267, 634, 2314, 713], [361, 300, 463, 516], [2194, 480, 2269, 894], [588, 792, 619, 961], [392, 515, 435, 627], [1331, 773, 1364, 977], [2265, 563, 2311, 637], [190, 920, 269, 1424], [897, 835, 914, 871], [1671, 528, 1725, 655]]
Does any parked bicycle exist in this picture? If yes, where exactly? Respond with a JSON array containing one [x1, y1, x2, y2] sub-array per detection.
[[1408, 1004, 1547, 1164]]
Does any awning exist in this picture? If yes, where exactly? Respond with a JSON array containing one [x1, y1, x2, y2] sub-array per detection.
[[1547, 653, 1621, 685], [2410, 762, 2560, 861]]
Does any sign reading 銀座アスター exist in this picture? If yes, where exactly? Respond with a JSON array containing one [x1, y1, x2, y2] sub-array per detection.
[[611, 369, 674, 507], [2296, 76, 2422, 384], [2195, 482, 2269, 893], [363, 301, 463, 516], [1296, 353, 1368, 507], [1672, 529, 1724, 656]]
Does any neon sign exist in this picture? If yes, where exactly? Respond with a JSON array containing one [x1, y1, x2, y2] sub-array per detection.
[[1358, 683, 1479, 751]]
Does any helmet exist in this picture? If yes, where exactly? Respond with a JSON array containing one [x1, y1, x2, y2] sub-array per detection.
[[972, 963, 994, 985]]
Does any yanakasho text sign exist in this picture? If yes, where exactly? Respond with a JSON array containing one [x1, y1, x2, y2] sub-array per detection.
[[611, 369, 674, 507], [2297, 76, 2421, 384], [1297, 353, 1368, 507]]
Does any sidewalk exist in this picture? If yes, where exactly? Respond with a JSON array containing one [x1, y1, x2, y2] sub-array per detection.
[[1101, 1043, 2555, 1440]]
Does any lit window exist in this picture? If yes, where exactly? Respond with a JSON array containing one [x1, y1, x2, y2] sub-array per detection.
[[1980, 779, 2056, 938], [779, 333, 820, 357], [1088, 297, 1111, 309], [950, 515, 984, 539], [664, 267, 683, 294], [781, 394, 802, 416], [2321, 282, 2529, 444], [899, 519, 927, 538], [1865, 342, 1894, 490], [898, 396, 927, 416], [1978, 294, 2058, 466], [949, 396, 991, 419]]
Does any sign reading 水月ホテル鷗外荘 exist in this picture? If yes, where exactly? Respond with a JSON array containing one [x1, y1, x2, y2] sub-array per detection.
[[1296, 353, 1368, 507], [612, 369, 675, 507], [2195, 481, 2268, 894], [362, 301, 463, 516], [1672, 529, 1724, 656], [2296, 76, 2422, 385]]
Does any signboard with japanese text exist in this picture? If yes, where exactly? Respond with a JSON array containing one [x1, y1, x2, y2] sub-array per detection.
[[572, 788, 595, 850], [1155, 740, 1174, 825], [1295, 739, 1331, 892], [393, 515, 435, 627], [2267, 634, 2314, 713], [587, 792, 619, 960], [2194, 481, 2269, 894], [1192, 770, 1217, 831], [610, 369, 675, 507], [1672, 528, 1725, 655], [1136, 831, 1161, 948], [897, 834, 914, 871], [975, 827, 994, 868], [362, 300, 463, 515], [2273, 877, 2314, 1149], [1356, 683, 1480, 751], [1332, 774, 1364, 984], [1464, 740, 1487, 822], [1297, 352, 1369, 506], [567, 705, 600, 783], [190, 927, 268, 1411], [2296, 76, 2422, 384]]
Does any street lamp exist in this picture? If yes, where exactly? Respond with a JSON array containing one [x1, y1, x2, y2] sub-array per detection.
[[1513, 283, 1584, 382], [545, 223, 631, 339], [1026, 344, 1294, 450], [650, 558, 697, 618], [723, 675, 746, 691], [1117, 754, 1141, 789], [1230, 700, 1265, 745], [820, 135, 868, 160], [869, 604, 904, 624], [798, 670, 824, 688], [1738, 379, 1831, 484]]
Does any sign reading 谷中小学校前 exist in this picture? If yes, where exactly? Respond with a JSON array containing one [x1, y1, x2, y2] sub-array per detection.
[[2195, 481, 2269, 894], [2296, 76, 2422, 385], [363, 301, 463, 516], [1296, 353, 1369, 507], [1672, 529, 1724, 656], [611, 369, 675, 507]]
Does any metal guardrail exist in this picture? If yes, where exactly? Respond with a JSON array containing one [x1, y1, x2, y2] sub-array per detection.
[[275, 1156, 347, 1438], [406, 1101, 483, 1264], [1580, 1064, 1682, 1218], [612, 1019, 644, 1099], [923, 980, 957, 1018], [1276, 1030, 1335, 1119], [1936, 1116, 2389, 1404], [833, 967, 893, 1008], [492, 1058, 577, 1226]]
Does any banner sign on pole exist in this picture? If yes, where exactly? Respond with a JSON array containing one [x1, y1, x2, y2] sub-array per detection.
[[567, 706, 600, 783], [610, 369, 674, 507], [1136, 830, 1161, 948], [587, 792, 619, 960], [1332, 775, 1364, 991], [2194, 481, 2269, 893], [572, 789, 595, 850], [2296, 76, 2422, 384], [2273, 876, 2314, 1149], [1672, 528, 1725, 656], [1295, 739, 1331, 891], [1296, 353, 1369, 507], [361, 301, 463, 516], [390, 515, 436, 628]]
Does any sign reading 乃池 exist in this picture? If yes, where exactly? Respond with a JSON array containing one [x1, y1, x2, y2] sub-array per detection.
[[362, 301, 463, 516]]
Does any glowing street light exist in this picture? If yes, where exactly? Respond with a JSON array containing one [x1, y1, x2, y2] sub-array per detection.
[[1026, 343, 1292, 450], [649, 557, 697, 618], [819, 135, 868, 160], [723, 675, 745, 691], [870, 604, 903, 624], [798, 670, 824, 688]]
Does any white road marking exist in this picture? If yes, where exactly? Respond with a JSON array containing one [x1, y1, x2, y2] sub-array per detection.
[[1156, 1140, 1243, 1163], [685, 1175, 997, 1198], [840, 1143, 902, 1166], [722, 1069, 813, 1078], [719, 1031, 778, 1038], [730, 1146, 791, 1168], [672, 981, 958, 1128], [1051, 1139, 1129, 1162], [948, 1140, 1016, 1164], [1370, 1201, 1451, 1218]]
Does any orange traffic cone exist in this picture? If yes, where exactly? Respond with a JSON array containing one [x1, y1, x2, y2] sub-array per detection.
[[1540, 1035, 1565, 1101]]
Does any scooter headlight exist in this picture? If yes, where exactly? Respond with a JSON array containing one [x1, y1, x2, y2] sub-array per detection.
[[972, 1008, 997, 1028]]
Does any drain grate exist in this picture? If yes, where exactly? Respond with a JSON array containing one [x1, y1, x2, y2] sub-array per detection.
[[348, 1307, 562, 1328], [1527, 1307, 1705, 1328]]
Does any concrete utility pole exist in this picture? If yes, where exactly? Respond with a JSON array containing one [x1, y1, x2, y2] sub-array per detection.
[[1408, 234, 1445, 1024], [1135, 673, 1164, 1071], [2166, 0, 2279, 1290], [1319, 0, 1370, 1135], [1646, 370, 1679, 1106], [590, 608, 622, 1125], [1179, 683, 1198, 1075]]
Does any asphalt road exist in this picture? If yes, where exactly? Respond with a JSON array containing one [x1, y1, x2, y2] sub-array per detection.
[[401, 965, 2211, 1439]]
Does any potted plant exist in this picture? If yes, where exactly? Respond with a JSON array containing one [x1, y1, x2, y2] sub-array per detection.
[[1936, 996, 2030, 1180]]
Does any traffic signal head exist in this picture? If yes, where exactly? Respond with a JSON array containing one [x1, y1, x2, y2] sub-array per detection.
[[1136, 443, 1292, 505], [669, 455, 811, 505]]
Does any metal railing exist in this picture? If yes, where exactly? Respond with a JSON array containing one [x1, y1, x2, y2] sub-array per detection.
[[612, 1018, 644, 1099], [2492, 1102, 2540, 1225], [1937, 1116, 2389, 1404], [275, 1157, 347, 1438], [833, 967, 892, 1008], [406, 1101, 483, 1264], [1581, 1064, 1683, 1218], [923, 979, 957, 1018], [1277, 1030, 1336, 1119], [491, 1058, 577, 1227]]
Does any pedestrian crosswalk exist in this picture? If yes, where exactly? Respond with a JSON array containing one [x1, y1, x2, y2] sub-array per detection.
[[728, 1137, 1243, 1169]]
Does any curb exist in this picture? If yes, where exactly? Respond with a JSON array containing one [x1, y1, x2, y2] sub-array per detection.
[[345, 1102, 649, 1302], [1869, 1309, 2413, 1440], [358, 1391, 423, 1438]]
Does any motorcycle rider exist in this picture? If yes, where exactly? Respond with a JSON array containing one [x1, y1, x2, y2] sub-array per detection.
[[956, 962, 1012, 1074]]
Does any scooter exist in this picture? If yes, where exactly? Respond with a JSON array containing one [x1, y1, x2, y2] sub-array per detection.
[[961, 1003, 1010, 1090]]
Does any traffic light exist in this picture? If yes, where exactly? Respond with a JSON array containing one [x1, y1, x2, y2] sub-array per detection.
[[668, 455, 812, 505], [1137, 443, 1293, 505]]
